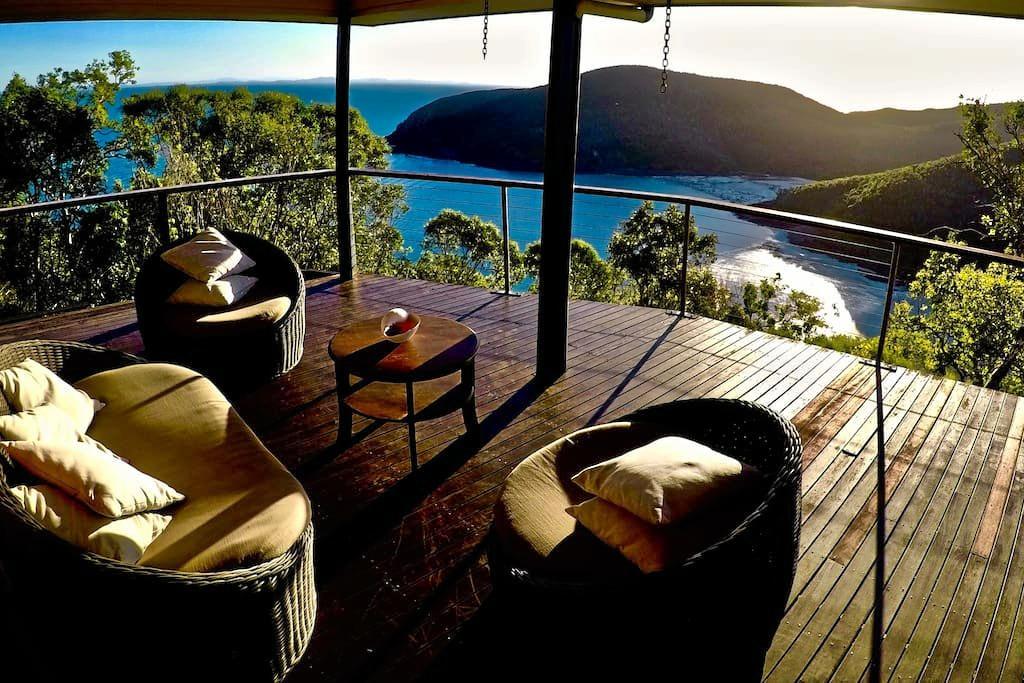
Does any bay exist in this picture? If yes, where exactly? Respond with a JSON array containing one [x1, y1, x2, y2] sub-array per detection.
[[105, 80, 895, 336]]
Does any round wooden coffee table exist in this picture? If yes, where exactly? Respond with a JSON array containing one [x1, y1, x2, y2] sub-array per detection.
[[329, 315, 479, 469]]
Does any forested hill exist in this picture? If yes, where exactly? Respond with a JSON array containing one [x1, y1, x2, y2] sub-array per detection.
[[765, 153, 991, 240], [388, 65, 1004, 180]]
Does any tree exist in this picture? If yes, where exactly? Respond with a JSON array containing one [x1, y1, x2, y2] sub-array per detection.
[[523, 238, 631, 303], [0, 51, 146, 314], [887, 100, 1024, 390], [415, 209, 523, 288], [607, 201, 719, 309], [732, 274, 827, 341], [120, 85, 410, 275]]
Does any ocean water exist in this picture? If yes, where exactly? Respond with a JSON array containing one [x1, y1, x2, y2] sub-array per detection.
[[105, 80, 893, 336]]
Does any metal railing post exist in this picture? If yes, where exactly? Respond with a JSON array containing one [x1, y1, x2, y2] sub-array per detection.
[[678, 202, 691, 316], [869, 242, 901, 683], [156, 192, 170, 244], [501, 184, 511, 295]]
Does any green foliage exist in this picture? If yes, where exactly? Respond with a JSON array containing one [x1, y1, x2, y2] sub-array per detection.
[[120, 85, 409, 275], [414, 209, 523, 288], [732, 274, 827, 341], [958, 98, 1024, 252], [0, 52, 150, 314], [523, 238, 632, 303], [608, 202, 717, 309], [880, 100, 1024, 392]]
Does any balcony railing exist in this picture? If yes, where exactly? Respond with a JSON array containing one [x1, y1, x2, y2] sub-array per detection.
[[3, 165, 1024, 677]]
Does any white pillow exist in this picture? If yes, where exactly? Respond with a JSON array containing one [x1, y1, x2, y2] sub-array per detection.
[[0, 403, 122, 461], [167, 274, 259, 307], [571, 436, 758, 525], [1, 440, 184, 518], [0, 403, 83, 442], [0, 358, 101, 432], [160, 228, 256, 284], [10, 484, 171, 564]]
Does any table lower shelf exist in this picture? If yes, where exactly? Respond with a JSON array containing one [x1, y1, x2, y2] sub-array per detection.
[[342, 375, 472, 423]]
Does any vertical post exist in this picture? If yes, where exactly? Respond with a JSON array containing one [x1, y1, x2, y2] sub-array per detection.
[[678, 202, 691, 316], [501, 185, 511, 295], [155, 192, 170, 244], [536, 0, 584, 380], [869, 242, 901, 683], [336, 8, 356, 281]]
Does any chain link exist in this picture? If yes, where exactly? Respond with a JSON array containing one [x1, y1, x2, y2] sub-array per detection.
[[660, 0, 672, 93], [482, 0, 489, 60]]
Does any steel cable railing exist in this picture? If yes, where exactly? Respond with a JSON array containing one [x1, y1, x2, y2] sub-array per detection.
[[5, 165, 1024, 682]]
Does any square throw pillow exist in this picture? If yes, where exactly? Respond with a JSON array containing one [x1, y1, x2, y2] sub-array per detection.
[[571, 436, 759, 525], [0, 404, 122, 462], [0, 358, 102, 432], [167, 274, 259, 307], [1, 440, 184, 518], [10, 484, 171, 564], [0, 403, 84, 443], [566, 497, 745, 574], [567, 497, 672, 573], [160, 228, 256, 285]]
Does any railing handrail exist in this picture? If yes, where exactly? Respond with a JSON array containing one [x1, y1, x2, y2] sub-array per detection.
[[0, 169, 335, 218], [350, 166, 1024, 268], [2, 165, 1023, 268]]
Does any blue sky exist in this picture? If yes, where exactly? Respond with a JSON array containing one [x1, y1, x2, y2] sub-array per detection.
[[1, 8, 1024, 112]]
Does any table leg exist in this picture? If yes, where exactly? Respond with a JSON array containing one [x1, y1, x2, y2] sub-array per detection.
[[462, 358, 479, 441], [335, 361, 352, 446], [406, 381, 418, 470]]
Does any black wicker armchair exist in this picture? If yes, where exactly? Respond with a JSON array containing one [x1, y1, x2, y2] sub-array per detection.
[[0, 340, 316, 682], [135, 229, 305, 384], [488, 399, 801, 679]]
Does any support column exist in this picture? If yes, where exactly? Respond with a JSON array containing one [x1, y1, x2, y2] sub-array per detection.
[[336, 10, 356, 281], [536, 0, 583, 379]]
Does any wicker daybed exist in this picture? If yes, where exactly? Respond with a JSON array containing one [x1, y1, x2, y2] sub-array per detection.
[[135, 229, 306, 384], [0, 340, 315, 681], [489, 398, 801, 679]]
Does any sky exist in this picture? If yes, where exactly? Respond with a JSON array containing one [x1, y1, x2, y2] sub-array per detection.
[[0, 7, 1023, 112]]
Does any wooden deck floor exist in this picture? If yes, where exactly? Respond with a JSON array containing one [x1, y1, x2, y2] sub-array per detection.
[[3, 274, 1024, 681]]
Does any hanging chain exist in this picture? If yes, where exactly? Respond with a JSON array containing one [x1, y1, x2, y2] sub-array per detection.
[[482, 0, 489, 60], [660, 0, 672, 93]]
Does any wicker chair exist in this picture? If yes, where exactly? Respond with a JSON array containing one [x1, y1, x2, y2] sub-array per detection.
[[135, 229, 305, 384], [488, 399, 801, 679], [0, 340, 316, 682]]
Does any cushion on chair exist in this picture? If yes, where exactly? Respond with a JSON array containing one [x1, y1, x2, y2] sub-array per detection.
[[160, 228, 256, 285], [167, 274, 260, 308], [10, 484, 172, 564], [494, 422, 672, 579], [74, 363, 310, 572], [159, 282, 292, 339], [494, 422, 759, 579]]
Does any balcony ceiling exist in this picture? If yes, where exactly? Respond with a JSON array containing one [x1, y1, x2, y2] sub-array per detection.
[[0, 0, 1021, 25]]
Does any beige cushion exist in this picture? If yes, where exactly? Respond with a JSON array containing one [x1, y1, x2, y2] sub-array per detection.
[[160, 228, 255, 285], [0, 359, 101, 432], [0, 403, 119, 460], [494, 423, 759, 578], [1, 440, 184, 518], [0, 403, 83, 442], [160, 286, 291, 339], [75, 363, 310, 572], [565, 498, 676, 573], [10, 484, 171, 564], [168, 274, 259, 307], [571, 436, 758, 525]]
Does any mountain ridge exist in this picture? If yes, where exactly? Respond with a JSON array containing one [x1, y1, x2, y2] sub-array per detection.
[[387, 65, 1006, 180]]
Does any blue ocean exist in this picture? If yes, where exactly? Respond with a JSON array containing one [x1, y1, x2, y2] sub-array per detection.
[[108, 80, 894, 336]]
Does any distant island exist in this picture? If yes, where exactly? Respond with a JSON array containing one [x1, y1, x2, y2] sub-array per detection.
[[388, 65, 1005, 180]]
